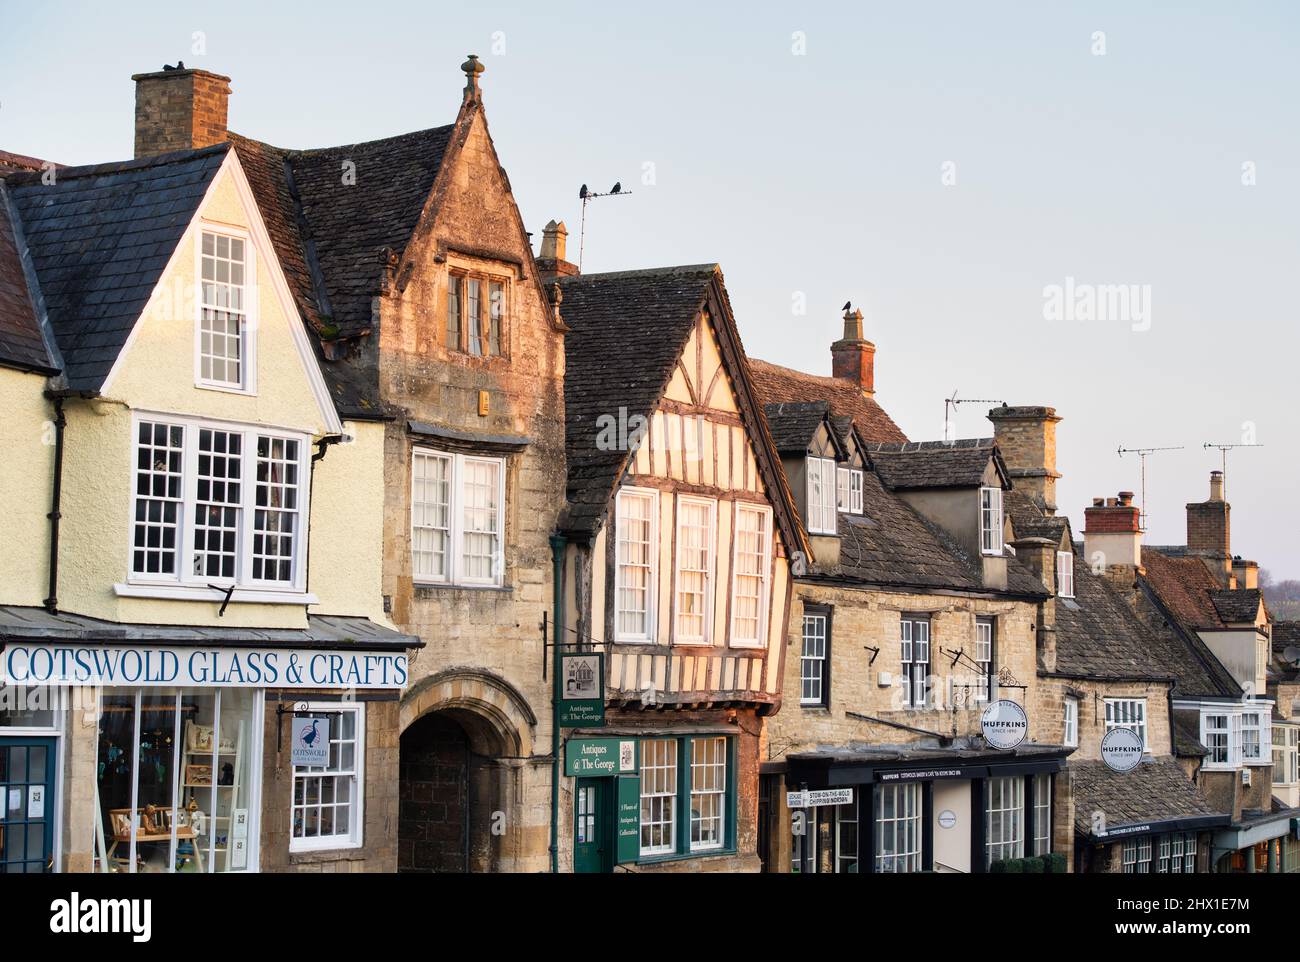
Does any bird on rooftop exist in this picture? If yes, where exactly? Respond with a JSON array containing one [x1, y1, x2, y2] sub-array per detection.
[[842, 301, 852, 312]]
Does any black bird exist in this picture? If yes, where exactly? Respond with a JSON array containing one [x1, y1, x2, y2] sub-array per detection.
[[842, 301, 852, 312], [611, 182, 621, 194], [579, 184, 588, 200]]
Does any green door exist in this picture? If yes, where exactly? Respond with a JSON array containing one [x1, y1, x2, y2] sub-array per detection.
[[573, 778, 612, 873], [0, 737, 56, 873]]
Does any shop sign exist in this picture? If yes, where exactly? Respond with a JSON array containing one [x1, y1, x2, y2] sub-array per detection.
[[785, 788, 854, 808], [981, 699, 1028, 750], [290, 716, 330, 767], [877, 768, 965, 782], [616, 774, 640, 864], [565, 737, 638, 777], [0, 644, 408, 690], [1101, 727, 1143, 773], [938, 809, 957, 830], [558, 652, 604, 727]]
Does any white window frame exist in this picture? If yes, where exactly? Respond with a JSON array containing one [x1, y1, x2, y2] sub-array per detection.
[[289, 702, 365, 853], [980, 486, 1003, 555], [985, 775, 1024, 866], [613, 486, 659, 643], [974, 617, 994, 704], [1056, 550, 1075, 598], [410, 448, 506, 588], [194, 225, 257, 395], [1105, 698, 1148, 754], [1033, 773, 1052, 856], [875, 782, 923, 873], [800, 612, 829, 707], [673, 495, 717, 646], [639, 738, 677, 857], [806, 457, 837, 535], [689, 736, 726, 852], [1122, 836, 1152, 874], [1204, 712, 1231, 766], [1242, 710, 1264, 764], [1063, 697, 1078, 748], [901, 615, 930, 709], [729, 502, 772, 648], [123, 412, 311, 600]]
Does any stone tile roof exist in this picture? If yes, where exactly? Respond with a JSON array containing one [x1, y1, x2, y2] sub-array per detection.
[[1274, 621, 1300, 661], [1172, 709, 1210, 757], [1140, 548, 1225, 628], [557, 264, 803, 557], [1070, 758, 1226, 837], [0, 186, 56, 374], [865, 438, 1008, 491], [748, 357, 907, 444], [0, 151, 52, 175], [1210, 588, 1263, 624], [763, 401, 833, 455], [1052, 559, 1179, 681], [229, 126, 455, 416], [824, 469, 1047, 597], [1005, 488, 1069, 543], [3, 146, 228, 390]]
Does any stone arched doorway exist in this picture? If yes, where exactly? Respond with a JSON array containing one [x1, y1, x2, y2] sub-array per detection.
[[398, 668, 539, 873]]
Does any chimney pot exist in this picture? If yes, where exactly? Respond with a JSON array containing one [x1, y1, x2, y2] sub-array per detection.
[[1208, 470, 1225, 501], [536, 219, 579, 280], [1118, 491, 1134, 506], [1084, 493, 1142, 569], [830, 307, 875, 397]]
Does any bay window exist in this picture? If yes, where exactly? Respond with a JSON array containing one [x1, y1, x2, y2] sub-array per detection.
[[875, 782, 923, 872], [1205, 713, 1230, 765], [806, 457, 837, 534], [1241, 711, 1263, 763], [985, 775, 1024, 866], [730, 503, 772, 647], [411, 449, 505, 587], [129, 416, 308, 594], [979, 486, 1003, 555], [614, 487, 658, 642], [673, 496, 716, 645]]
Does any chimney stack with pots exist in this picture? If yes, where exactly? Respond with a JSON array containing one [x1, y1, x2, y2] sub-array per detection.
[[132, 65, 232, 158], [987, 406, 1063, 515], [1187, 471, 1232, 586], [830, 306, 876, 397], [1084, 491, 1143, 596]]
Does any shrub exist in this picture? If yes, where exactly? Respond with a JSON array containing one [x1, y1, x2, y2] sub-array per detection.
[[1022, 856, 1045, 874], [1045, 852, 1068, 874]]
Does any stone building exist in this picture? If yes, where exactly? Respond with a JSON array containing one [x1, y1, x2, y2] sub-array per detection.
[[552, 262, 802, 872], [752, 314, 1071, 874]]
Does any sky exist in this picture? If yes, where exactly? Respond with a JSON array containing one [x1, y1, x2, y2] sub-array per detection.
[[2, 1, 1297, 576]]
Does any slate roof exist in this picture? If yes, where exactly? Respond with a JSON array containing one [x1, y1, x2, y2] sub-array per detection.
[[865, 438, 1008, 491], [1210, 588, 1263, 624], [748, 357, 907, 444], [1274, 622, 1300, 673], [829, 469, 1047, 597], [557, 264, 802, 557], [0, 186, 56, 373], [1070, 759, 1226, 837], [763, 401, 834, 455], [1005, 488, 1070, 543], [3, 146, 229, 390]]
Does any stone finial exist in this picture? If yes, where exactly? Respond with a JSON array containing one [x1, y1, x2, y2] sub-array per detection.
[[842, 306, 864, 341], [462, 54, 485, 101], [540, 220, 568, 262]]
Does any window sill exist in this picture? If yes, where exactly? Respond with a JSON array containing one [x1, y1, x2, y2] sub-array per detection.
[[413, 582, 511, 594], [115, 583, 317, 605], [288, 840, 364, 860], [799, 704, 830, 713], [635, 845, 736, 866], [195, 381, 256, 397]]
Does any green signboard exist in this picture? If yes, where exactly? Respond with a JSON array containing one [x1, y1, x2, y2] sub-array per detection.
[[616, 774, 641, 864], [564, 737, 639, 778], [559, 652, 604, 727]]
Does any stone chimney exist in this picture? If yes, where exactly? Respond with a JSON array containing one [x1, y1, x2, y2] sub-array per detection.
[[987, 406, 1062, 515], [1232, 557, 1258, 590], [1084, 492, 1143, 596], [1187, 471, 1232, 586], [1010, 536, 1058, 673], [830, 307, 875, 396], [132, 65, 232, 158], [536, 220, 579, 279]]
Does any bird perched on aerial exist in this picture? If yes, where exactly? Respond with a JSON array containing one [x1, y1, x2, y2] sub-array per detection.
[[842, 301, 852, 312], [611, 182, 622, 194], [579, 184, 588, 200]]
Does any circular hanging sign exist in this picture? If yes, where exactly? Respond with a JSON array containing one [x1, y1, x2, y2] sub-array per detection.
[[1100, 727, 1144, 773], [981, 699, 1028, 750]]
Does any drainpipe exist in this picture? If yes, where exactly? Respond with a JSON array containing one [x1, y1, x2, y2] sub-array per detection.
[[548, 532, 567, 873], [43, 396, 67, 614]]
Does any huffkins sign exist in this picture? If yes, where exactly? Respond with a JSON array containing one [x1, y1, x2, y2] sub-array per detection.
[[981, 699, 1029, 750], [0, 644, 408, 690]]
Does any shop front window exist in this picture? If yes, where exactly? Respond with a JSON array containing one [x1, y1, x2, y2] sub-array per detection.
[[291, 703, 364, 851], [95, 688, 260, 873], [985, 775, 1024, 866], [875, 782, 923, 872]]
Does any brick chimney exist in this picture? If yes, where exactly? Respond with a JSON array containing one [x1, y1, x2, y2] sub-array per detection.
[[830, 307, 875, 396], [536, 220, 579, 280], [1187, 471, 1231, 586], [987, 406, 1063, 515], [1084, 492, 1142, 595], [132, 65, 232, 158]]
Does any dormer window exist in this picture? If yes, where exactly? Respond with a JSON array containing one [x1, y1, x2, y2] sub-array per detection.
[[806, 457, 837, 534], [836, 467, 863, 514], [979, 487, 1003, 555], [1056, 550, 1075, 598], [447, 272, 506, 357], [197, 230, 253, 392]]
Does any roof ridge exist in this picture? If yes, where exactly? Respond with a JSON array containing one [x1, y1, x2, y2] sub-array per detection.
[[2, 143, 229, 184], [231, 124, 456, 159], [560, 264, 719, 282]]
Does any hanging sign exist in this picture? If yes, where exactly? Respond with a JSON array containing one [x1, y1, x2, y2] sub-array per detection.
[[565, 737, 638, 777], [616, 774, 641, 864], [559, 652, 604, 726], [981, 699, 1029, 750], [290, 716, 330, 767], [785, 788, 855, 809], [1101, 727, 1144, 773]]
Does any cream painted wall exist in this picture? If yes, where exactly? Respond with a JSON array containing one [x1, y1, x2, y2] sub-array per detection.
[[0, 367, 54, 608], [932, 781, 973, 873]]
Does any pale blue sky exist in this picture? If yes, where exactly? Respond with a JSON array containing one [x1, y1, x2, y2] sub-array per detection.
[[3, 1, 1297, 575]]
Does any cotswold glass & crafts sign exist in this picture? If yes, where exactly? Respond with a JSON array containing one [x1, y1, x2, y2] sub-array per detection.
[[1, 644, 408, 689]]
